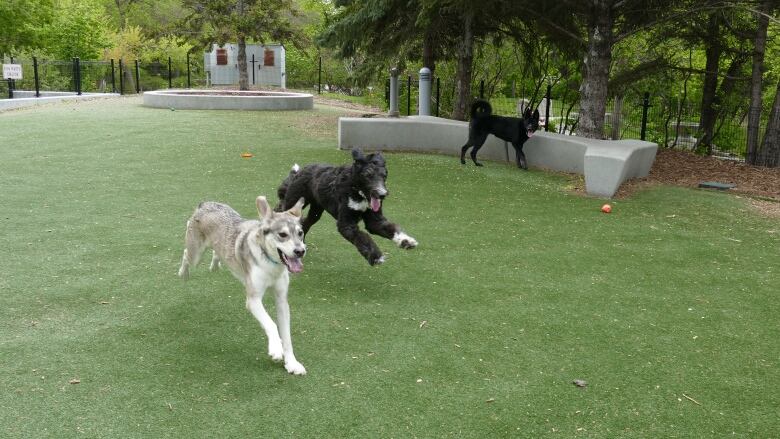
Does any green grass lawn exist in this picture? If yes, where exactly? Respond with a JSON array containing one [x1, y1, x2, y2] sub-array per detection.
[[1, 97, 778, 438]]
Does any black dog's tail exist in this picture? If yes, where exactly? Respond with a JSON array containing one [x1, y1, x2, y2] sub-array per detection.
[[470, 100, 492, 119], [275, 164, 300, 211]]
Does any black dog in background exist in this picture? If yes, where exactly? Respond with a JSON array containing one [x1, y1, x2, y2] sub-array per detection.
[[276, 149, 418, 266], [460, 100, 540, 169]]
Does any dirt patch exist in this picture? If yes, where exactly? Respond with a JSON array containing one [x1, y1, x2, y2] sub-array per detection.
[[313, 95, 383, 115], [614, 148, 780, 201]]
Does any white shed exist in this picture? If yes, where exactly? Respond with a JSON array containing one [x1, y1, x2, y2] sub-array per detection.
[[204, 43, 286, 88]]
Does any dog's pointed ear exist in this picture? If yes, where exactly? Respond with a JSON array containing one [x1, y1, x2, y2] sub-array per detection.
[[287, 197, 305, 218], [523, 108, 532, 119], [533, 109, 540, 120], [352, 148, 366, 162], [369, 152, 385, 166], [256, 196, 272, 220]]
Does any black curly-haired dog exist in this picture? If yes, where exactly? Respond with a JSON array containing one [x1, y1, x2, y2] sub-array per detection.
[[460, 100, 540, 169], [276, 149, 417, 266]]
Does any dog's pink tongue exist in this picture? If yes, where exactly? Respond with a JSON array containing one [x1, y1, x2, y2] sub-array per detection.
[[370, 197, 381, 212], [286, 257, 303, 273]]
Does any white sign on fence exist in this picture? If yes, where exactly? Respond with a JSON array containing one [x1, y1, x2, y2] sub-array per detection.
[[3, 64, 23, 80]]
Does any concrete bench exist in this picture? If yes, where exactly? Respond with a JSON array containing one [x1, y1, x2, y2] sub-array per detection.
[[338, 115, 657, 198]]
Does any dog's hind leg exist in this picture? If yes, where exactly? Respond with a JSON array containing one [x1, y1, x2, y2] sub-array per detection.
[[272, 275, 306, 375], [178, 219, 206, 280], [301, 204, 323, 235], [460, 142, 472, 165], [470, 133, 489, 167], [244, 272, 285, 364], [337, 218, 385, 265], [208, 250, 220, 272], [364, 212, 418, 249]]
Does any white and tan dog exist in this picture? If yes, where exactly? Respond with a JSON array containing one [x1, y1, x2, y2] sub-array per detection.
[[178, 196, 308, 375]]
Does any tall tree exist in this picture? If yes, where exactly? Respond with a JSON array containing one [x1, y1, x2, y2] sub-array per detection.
[[758, 80, 780, 167], [745, 0, 773, 164], [319, 0, 512, 119], [182, 0, 300, 90], [519, 0, 680, 138]]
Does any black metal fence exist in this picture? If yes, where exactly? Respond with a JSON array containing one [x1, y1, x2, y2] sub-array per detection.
[[379, 73, 761, 159], [1, 55, 207, 98], [486, 86, 760, 159]]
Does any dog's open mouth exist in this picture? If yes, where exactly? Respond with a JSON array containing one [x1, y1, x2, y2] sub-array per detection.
[[370, 196, 381, 212], [278, 249, 303, 273]]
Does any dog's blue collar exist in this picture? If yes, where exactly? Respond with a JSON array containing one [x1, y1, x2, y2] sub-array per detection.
[[261, 248, 281, 265]]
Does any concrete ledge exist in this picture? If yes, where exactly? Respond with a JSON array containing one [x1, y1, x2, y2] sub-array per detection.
[[143, 89, 313, 111], [339, 115, 513, 162], [339, 115, 657, 198], [0, 92, 120, 111]]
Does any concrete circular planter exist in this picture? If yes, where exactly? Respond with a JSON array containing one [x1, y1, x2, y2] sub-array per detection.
[[142, 89, 313, 111]]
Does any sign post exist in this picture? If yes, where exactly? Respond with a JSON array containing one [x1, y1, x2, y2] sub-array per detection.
[[3, 63, 22, 99]]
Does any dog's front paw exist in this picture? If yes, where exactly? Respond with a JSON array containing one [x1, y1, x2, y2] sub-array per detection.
[[475, 162, 484, 167], [369, 254, 385, 266], [178, 265, 189, 280], [393, 232, 418, 249], [268, 341, 284, 362], [460, 158, 466, 165], [285, 360, 307, 375]]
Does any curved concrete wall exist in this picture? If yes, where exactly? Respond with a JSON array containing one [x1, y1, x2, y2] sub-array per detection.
[[339, 115, 514, 163], [143, 89, 313, 111]]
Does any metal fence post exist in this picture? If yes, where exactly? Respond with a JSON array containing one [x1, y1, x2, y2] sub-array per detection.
[[119, 59, 124, 95], [110, 59, 116, 93], [436, 77, 440, 117], [186, 52, 191, 88], [318, 56, 322, 94], [134, 59, 140, 93], [544, 84, 552, 132], [168, 56, 172, 89], [75, 57, 82, 95], [640, 91, 650, 141], [407, 75, 411, 116], [8, 56, 14, 98], [33, 57, 40, 97]]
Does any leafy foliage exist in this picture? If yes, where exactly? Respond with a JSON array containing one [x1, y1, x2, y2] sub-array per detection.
[[43, 0, 111, 60], [0, 0, 54, 57]]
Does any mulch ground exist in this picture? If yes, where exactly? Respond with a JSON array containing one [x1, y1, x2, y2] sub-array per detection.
[[614, 149, 780, 217]]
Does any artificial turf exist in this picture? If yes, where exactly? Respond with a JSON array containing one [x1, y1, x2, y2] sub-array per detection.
[[1, 97, 778, 438]]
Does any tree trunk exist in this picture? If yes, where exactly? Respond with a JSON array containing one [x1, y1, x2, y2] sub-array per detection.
[[422, 26, 436, 75], [758, 81, 780, 167], [745, 0, 772, 164], [695, 12, 721, 154], [578, 2, 613, 139], [237, 35, 249, 91], [452, 9, 474, 121]]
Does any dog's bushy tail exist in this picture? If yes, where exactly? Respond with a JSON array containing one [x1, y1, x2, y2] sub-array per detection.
[[275, 164, 300, 211], [470, 100, 492, 119]]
